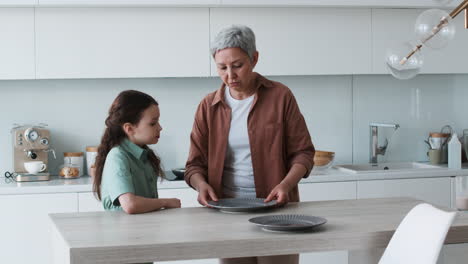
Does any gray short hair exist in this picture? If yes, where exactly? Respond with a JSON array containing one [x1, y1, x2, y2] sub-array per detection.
[[210, 25, 257, 61]]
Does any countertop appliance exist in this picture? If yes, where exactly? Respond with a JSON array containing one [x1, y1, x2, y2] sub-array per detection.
[[11, 124, 55, 182]]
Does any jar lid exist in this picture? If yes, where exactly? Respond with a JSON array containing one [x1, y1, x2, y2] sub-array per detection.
[[86, 146, 98, 152], [64, 152, 84, 157], [429, 132, 450, 138]]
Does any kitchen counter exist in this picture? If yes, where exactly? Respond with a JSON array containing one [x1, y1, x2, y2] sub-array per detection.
[[50, 197, 468, 263], [2, 165, 468, 195]]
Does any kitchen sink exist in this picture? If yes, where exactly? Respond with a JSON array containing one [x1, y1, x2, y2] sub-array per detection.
[[334, 162, 444, 174]]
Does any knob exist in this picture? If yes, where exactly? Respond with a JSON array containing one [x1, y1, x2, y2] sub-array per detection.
[[27, 151, 37, 159], [40, 138, 49, 145]]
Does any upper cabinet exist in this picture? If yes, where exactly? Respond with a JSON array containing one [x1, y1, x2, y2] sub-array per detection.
[[210, 8, 372, 76], [2, 1, 458, 8], [37, 0, 220, 6], [0, 0, 37, 5], [35, 8, 210, 79], [219, 0, 459, 8], [0, 8, 35, 80], [372, 9, 468, 74]]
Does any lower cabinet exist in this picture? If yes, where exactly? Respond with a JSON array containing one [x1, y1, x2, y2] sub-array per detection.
[[0, 177, 459, 264], [0, 193, 78, 264], [299, 181, 357, 264], [357, 177, 452, 208], [78, 192, 104, 212], [350, 177, 453, 264]]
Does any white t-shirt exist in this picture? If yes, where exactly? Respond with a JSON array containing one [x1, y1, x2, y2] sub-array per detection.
[[222, 87, 256, 198]]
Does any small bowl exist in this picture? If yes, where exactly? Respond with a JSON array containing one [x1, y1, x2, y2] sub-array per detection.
[[313, 150, 335, 171], [171, 168, 186, 180]]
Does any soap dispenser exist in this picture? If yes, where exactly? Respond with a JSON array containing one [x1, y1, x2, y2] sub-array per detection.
[[448, 133, 462, 169]]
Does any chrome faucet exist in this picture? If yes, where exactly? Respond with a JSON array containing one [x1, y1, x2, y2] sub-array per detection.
[[369, 123, 400, 164]]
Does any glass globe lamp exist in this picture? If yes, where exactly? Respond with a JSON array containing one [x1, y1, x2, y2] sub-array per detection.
[[385, 41, 424, 80], [415, 9, 456, 49], [433, 0, 454, 5]]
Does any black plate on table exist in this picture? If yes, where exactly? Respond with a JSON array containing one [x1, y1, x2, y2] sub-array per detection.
[[249, 214, 327, 232], [207, 198, 278, 213]]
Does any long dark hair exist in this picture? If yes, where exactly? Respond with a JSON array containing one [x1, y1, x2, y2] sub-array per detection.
[[93, 90, 165, 200]]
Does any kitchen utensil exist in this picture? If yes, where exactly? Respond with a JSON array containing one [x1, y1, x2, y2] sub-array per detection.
[[207, 198, 277, 213], [24, 161, 47, 174], [428, 133, 450, 149], [248, 214, 327, 232], [428, 149, 442, 165]]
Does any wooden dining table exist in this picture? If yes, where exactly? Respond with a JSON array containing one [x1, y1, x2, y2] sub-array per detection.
[[50, 197, 468, 264]]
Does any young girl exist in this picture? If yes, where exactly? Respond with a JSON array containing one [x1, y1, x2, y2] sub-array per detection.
[[93, 90, 181, 214]]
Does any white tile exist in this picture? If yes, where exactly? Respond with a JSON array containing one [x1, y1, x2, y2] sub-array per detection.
[[352, 74, 461, 164], [270, 75, 353, 164], [0, 78, 218, 173]]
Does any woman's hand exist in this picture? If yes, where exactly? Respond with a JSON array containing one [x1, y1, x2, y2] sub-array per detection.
[[163, 198, 181, 209], [264, 182, 291, 206], [196, 181, 218, 206]]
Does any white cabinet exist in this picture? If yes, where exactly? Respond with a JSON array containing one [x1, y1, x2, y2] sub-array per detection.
[[78, 187, 201, 212], [0, 0, 37, 5], [35, 8, 210, 79], [299, 181, 356, 264], [299, 181, 356, 201], [210, 8, 372, 76], [78, 192, 104, 212], [159, 187, 201, 208], [357, 177, 452, 207], [0, 8, 35, 79], [0, 193, 77, 264], [38, 0, 219, 6], [372, 9, 468, 75]]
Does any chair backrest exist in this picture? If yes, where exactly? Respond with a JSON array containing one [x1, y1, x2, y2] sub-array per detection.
[[378, 203, 457, 264]]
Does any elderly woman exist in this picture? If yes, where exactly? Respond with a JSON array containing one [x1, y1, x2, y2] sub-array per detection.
[[184, 25, 315, 264]]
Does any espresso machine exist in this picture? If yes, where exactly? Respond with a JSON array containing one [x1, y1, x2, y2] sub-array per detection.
[[11, 124, 56, 181]]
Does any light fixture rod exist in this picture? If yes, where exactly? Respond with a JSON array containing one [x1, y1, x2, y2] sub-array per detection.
[[465, 8, 468, 28], [450, 0, 468, 18], [400, 0, 468, 65]]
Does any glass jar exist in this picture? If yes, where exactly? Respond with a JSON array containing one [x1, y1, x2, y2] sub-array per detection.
[[86, 146, 98, 177], [63, 152, 84, 177], [59, 163, 81, 179]]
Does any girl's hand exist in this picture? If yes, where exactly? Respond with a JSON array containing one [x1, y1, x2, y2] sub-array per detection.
[[264, 183, 291, 206], [196, 182, 218, 206], [164, 198, 181, 209]]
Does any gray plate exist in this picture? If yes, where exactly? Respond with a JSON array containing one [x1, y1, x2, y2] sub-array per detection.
[[249, 214, 327, 232], [207, 198, 278, 213]]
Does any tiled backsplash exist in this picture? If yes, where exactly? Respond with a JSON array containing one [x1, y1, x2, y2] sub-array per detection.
[[0, 74, 467, 174]]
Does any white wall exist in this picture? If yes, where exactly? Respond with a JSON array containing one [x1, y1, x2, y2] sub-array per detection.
[[0, 73, 467, 174]]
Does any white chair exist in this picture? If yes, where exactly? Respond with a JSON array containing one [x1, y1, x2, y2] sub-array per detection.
[[378, 203, 457, 264]]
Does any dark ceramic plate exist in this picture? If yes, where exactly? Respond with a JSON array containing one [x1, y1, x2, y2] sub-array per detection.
[[249, 214, 327, 232], [171, 168, 185, 180], [207, 198, 277, 213]]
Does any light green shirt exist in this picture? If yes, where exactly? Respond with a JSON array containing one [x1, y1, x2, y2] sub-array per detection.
[[101, 139, 158, 211]]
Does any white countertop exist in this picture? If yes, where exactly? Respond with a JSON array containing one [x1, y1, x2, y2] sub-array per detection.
[[2, 165, 468, 195]]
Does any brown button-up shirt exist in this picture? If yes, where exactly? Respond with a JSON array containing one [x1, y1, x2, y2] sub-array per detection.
[[185, 73, 315, 202]]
